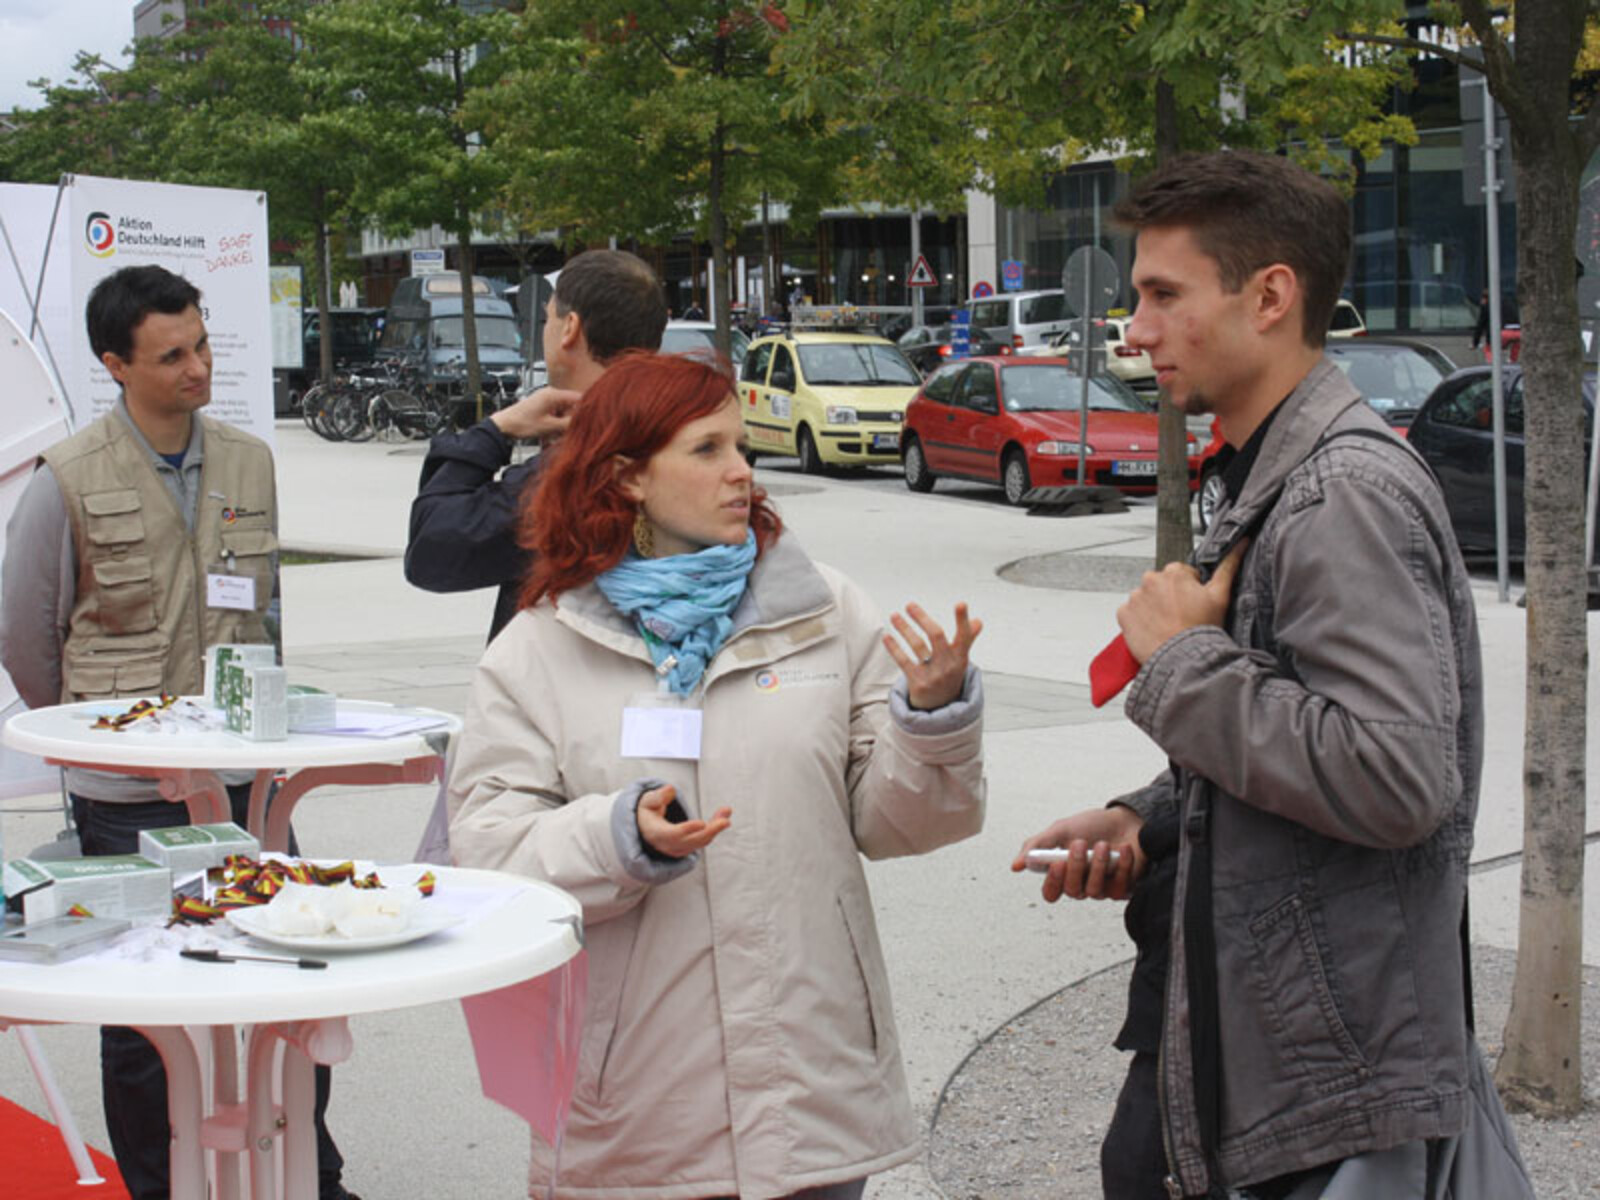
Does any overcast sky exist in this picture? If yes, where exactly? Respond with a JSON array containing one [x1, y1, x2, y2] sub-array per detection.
[[2, 0, 136, 113]]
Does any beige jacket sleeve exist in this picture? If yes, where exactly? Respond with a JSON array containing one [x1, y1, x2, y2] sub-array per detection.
[[835, 574, 986, 859], [447, 634, 690, 926]]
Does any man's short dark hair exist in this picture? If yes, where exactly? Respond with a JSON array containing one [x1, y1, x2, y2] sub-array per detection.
[[554, 250, 667, 362], [86, 265, 203, 362], [1114, 151, 1350, 347]]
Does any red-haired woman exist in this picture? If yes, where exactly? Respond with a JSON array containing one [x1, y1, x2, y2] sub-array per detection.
[[448, 352, 986, 1200]]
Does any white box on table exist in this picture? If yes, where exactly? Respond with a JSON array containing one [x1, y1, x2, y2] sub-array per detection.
[[2, 855, 172, 924], [222, 662, 288, 741], [286, 684, 336, 732], [139, 822, 259, 875], [205, 643, 276, 706]]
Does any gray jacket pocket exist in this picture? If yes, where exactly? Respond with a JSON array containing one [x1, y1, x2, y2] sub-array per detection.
[[1244, 893, 1372, 1099]]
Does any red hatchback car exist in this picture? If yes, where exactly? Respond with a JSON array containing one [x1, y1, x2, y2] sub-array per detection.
[[902, 357, 1199, 505]]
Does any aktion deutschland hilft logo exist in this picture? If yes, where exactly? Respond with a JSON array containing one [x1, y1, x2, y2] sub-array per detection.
[[85, 211, 116, 258]]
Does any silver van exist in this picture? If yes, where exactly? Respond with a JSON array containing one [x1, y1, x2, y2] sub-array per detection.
[[968, 289, 1071, 350]]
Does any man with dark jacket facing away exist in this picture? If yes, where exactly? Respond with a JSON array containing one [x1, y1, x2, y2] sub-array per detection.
[[404, 249, 668, 639], [1015, 152, 1501, 1197]]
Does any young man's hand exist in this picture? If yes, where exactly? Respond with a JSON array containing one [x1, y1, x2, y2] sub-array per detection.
[[1012, 807, 1146, 902], [1118, 540, 1247, 663]]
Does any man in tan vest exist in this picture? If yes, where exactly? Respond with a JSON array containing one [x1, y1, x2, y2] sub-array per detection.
[[0, 264, 358, 1200]]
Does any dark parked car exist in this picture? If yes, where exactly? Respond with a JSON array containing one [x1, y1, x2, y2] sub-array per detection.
[[278, 307, 385, 413], [897, 322, 1010, 376], [1193, 337, 1456, 531], [1407, 364, 1597, 559], [1323, 337, 1455, 429]]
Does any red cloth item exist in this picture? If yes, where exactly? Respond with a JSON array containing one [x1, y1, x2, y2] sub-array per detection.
[[1090, 634, 1141, 707]]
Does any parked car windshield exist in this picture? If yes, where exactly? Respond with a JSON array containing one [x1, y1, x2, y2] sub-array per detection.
[[431, 315, 523, 351], [799, 343, 920, 386], [1001, 366, 1150, 413], [1325, 343, 1448, 419]]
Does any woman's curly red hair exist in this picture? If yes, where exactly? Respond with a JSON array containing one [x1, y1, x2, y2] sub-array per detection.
[[518, 351, 782, 608]]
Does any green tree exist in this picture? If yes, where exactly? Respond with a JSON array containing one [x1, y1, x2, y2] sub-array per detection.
[[779, 0, 1411, 564], [477, 0, 847, 355], [138, 0, 369, 388], [0, 50, 177, 184], [1348, 1, 1600, 1119], [300, 0, 518, 412], [1, 4, 370, 391]]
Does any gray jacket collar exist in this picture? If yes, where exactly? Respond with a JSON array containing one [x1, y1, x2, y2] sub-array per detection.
[[1200, 357, 1367, 568]]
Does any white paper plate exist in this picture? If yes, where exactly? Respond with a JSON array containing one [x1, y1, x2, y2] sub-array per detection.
[[224, 904, 459, 952]]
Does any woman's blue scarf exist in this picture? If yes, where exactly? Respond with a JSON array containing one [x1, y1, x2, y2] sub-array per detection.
[[596, 530, 757, 696]]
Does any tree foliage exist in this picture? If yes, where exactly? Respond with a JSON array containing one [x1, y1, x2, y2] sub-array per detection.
[[477, 0, 849, 349], [295, 0, 519, 404], [779, 0, 1413, 565]]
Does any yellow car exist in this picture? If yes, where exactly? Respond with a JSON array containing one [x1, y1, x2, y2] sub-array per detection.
[[736, 330, 923, 472]]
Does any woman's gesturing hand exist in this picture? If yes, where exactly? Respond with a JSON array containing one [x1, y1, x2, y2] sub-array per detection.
[[637, 784, 732, 859], [883, 601, 983, 711]]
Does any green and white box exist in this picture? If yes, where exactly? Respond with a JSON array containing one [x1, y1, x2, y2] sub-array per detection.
[[287, 684, 336, 732], [2, 855, 172, 924], [206, 643, 276, 706], [139, 822, 259, 875], [222, 661, 288, 741]]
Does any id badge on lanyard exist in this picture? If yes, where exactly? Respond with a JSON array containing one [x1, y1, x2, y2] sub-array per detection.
[[206, 549, 256, 612], [620, 691, 702, 761]]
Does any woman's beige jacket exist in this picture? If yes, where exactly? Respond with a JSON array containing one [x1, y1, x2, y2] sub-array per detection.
[[448, 534, 986, 1199]]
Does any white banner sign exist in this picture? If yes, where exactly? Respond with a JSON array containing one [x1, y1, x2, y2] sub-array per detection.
[[67, 174, 274, 445]]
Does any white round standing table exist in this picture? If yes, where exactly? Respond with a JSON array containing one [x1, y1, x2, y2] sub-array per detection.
[[2, 698, 461, 851], [0, 868, 582, 1200]]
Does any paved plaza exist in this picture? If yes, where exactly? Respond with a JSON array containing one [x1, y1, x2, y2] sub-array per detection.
[[2, 419, 1597, 1198]]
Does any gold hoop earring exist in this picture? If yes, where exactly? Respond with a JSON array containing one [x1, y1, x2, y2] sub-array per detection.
[[632, 510, 655, 558]]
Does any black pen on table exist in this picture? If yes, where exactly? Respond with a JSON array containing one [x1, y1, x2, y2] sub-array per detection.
[[181, 947, 328, 970]]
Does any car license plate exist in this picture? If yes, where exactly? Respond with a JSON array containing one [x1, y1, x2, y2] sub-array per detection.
[[872, 432, 901, 451], [1113, 460, 1158, 476]]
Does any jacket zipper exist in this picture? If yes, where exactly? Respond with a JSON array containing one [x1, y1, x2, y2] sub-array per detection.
[[191, 453, 211, 673], [1159, 770, 1188, 1200], [1159, 1035, 1183, 1197]]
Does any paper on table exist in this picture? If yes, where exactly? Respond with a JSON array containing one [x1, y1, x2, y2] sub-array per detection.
[[319, 710, 452, 739]]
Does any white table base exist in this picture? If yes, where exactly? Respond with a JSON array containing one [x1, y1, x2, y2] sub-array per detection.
[[138, 1017, 352, 1200]]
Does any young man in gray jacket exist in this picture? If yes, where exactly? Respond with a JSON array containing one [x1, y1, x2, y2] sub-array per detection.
[[1018, 151, 1488, 1198]]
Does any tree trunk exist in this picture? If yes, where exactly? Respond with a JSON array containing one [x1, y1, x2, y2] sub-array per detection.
[[315, 209, 334, 387], [1477, 4, 1590, 1118], [709, 119, 732, 361], [1153, 76, 1194, 567], [449, 38, 483, 423], [457, 219, 484, 424]]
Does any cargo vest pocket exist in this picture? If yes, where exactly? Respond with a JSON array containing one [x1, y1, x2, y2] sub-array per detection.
[[220, 527, 278, 611], [91, 555, 158, 634], [63, 640, 166, 700], [82, 489, 146, 547], [1246, 893, 1371, 1097]]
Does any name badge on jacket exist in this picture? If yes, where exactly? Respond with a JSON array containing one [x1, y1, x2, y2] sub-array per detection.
[[207, 572, 256, 611], [620, 703, 702, 760]]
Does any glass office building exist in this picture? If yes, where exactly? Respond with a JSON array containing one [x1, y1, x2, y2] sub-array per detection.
[[977, 48, 1532, 337]]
